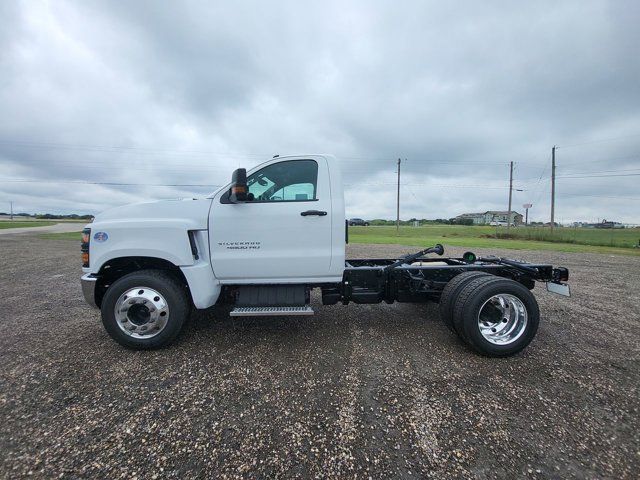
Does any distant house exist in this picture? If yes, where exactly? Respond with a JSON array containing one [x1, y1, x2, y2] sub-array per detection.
[[454, 212, 485, 225], [455, 211, 523, 225]]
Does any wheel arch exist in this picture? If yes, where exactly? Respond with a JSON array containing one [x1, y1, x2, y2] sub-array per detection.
[[94, 256, 190, 309]]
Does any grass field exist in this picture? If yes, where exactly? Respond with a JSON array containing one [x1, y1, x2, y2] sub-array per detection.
[[495, 225, 638, 247], [41, 225, 640, 256], [0, 221, 55, 229], [349, 225, 640, 256], [39, 232, 82, 240]]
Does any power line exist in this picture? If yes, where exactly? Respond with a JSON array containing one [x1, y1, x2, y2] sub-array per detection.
[[3, 161, 514, 175], [0, 140, 269, 158], [557, 167, 640, 175], [344, 158, 510, 165], [0, 139, 529, 167], [558, 154, 640, 166], [0, 179, 222, 188], [556, 173, 640, 179], [345, 182, 515, 189], [521, 158, 550, 191], [556, 133, 640, 149], [0, 139, 525, 165], [0, 176, 524, 191], [517, 167, 640, 182], [557, 193, 640, 200]]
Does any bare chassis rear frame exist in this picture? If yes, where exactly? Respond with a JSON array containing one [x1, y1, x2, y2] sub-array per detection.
[[321, 245, 569, 305]]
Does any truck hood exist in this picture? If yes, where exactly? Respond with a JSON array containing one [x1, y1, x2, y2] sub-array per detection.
[[92, 198, 212, 229]]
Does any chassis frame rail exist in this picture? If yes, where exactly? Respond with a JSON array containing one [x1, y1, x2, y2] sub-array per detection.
[[322, 246, 569, 305]]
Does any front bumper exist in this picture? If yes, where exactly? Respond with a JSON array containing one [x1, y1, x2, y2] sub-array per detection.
[[81, 273, 99, 309]]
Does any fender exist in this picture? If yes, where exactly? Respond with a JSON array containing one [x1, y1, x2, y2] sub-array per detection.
[[86, 225, 221, 309], [86, 198, 212, 271], [88, 219, 200, 269]]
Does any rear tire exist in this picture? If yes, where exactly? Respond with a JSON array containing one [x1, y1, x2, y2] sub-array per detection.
[[101, 270, 189, 349], [439, 271, 491, 334], [452, 276, 540, 357]]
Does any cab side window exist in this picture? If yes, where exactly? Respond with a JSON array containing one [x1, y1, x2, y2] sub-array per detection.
[[246, 160, 318, 202]]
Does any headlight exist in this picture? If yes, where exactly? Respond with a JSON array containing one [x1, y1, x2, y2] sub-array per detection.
[[81, 228, 91, 267]]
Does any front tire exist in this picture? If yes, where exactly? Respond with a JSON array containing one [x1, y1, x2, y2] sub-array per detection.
[[452, 276, 540, 357], [101, 270, 189, 349]]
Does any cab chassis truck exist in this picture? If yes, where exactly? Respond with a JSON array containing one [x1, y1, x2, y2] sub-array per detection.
[[80, 154, 570, 357]]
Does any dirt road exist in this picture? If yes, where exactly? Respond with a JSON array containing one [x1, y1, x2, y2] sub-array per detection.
[[0, 223, 83, 235]]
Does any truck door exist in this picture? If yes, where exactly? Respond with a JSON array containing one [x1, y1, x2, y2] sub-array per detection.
[[209, 157, 335, 282]]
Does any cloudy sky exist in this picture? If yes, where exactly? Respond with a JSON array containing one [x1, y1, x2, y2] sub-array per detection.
[[1, 0, 639, 223]]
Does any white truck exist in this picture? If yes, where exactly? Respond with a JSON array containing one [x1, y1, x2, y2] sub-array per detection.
[[81, 154, 570, 357]]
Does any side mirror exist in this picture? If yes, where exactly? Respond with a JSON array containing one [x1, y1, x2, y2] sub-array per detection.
[[229, 168, 248, 203]]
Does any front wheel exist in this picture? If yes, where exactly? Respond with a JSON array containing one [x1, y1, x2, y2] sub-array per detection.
[[100, 270, 190, 349], [452, 276, 540, 357]]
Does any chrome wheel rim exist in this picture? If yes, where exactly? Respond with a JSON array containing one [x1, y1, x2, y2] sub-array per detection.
[[114, 287, 169, 339], [477, 294, 528, 345]]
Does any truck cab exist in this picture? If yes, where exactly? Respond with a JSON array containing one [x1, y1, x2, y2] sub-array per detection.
[[209, 155, 345, 284]]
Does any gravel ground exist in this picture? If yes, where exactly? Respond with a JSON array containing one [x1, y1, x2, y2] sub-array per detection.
[[1, 235, 638, 479]]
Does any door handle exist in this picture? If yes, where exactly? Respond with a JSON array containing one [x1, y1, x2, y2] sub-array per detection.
[[301, 210, 327, 216]]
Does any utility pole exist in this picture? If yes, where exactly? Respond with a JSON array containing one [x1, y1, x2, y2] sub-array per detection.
[[396, 158, 401, 233], [10, 201, 13, 220], [506, 161, 513, 233], [551, 146, 556, 231]]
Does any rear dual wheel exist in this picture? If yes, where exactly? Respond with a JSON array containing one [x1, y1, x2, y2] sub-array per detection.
[[439, 271, 491, 334], [441, 275, 540, 357]]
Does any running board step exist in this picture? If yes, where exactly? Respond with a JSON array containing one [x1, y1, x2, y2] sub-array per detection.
[[230, 306, 314, 317]]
